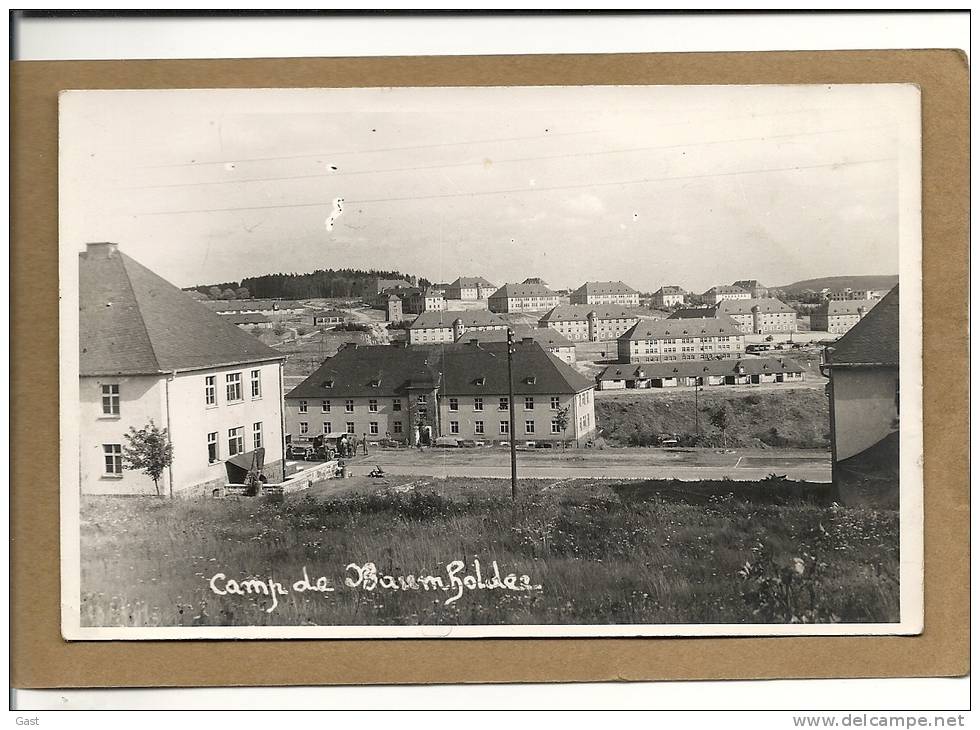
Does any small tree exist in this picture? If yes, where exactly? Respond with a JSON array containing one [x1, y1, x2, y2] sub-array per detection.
[[122, 420, 175, 498], [235, 286, 251, 299], [710, 406, 731, 448], [554, 405, 570, 451], [221, 287, 237, 300]]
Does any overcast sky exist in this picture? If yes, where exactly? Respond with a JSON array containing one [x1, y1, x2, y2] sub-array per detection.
[[60, 84, 916, 292]]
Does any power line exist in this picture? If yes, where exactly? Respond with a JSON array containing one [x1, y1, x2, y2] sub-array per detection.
[[127, 124, 895, 191], [138, 128, 600, 169], [134, 156, 896, 217]]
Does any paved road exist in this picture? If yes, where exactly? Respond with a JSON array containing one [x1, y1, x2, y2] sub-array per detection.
[[341, 447, 831, 483]]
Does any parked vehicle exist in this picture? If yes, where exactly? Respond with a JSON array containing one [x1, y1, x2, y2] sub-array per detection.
[[433, 436, 460, 448], [657, 434, 680, 447]]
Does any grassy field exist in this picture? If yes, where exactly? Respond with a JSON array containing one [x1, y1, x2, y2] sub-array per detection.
[[79, 476, 898, 628], [595, 388, 831, 449]]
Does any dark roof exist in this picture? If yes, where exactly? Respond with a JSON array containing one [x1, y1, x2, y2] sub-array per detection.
[[79, 244, 283, 376], [716, 298, 795, 315], [539, 304, 640, 323], [450, 276, 495, 288], [619, 315, 743, 341], [408, 310, 506, 330], [597, 357, 804, 381], [654, 286, 687, 295], [668, 307, 719, 319], [312, 309, 348, 318], [703, 285, 749, 296], [286, 340, 593, 400], [827, 285, 899, 366], [733, 279, 766, 289], [572, 281, 638, 296], [490, 282, 557, 299], [457, 324, 575, 349]]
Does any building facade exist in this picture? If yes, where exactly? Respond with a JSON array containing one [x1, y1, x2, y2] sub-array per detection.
[[702, 285, 751, 304], [732, 280, 769, 299], [487, 282, 561, 313], [651, 286, 687, 309], [203, 299, 306, 316], [827, 287, 890, 301], [713, 298, 797, 334], [406, 310, 507, 345], [446, 276, 497, 300], [385, 294, 404, 322], [284, 341, 596, 447], [617, 316, 745, 364], [79, 242, 286, 496], [539, 304, 640, 342], [810, 299, 879, 335], [569, 281, 640, 307], [312, 310, 348, 327], [597, 357, 805, 390], [822, 286, 900, 509]]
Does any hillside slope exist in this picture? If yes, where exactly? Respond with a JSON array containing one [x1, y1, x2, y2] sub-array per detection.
[[596, 389, 830, 449], [775, 275, 898, 293]]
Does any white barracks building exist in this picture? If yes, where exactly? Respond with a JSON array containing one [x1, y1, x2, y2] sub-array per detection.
[[78, 243, 286, 496]]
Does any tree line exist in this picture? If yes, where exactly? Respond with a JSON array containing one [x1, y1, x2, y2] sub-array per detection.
[[186, 268, 429, 300]]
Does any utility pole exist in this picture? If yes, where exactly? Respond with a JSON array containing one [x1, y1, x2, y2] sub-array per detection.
[[694, 376, 702, 439], [507, 327, 518, 503]]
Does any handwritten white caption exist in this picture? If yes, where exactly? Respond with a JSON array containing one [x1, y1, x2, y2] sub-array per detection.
[[209, 559, 542, 613]]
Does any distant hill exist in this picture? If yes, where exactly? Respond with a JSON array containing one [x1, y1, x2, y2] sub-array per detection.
[[774, 275, 899, 294]]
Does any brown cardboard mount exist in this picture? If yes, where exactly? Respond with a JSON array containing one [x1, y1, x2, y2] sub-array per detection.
[[10, 50, 968, 688]]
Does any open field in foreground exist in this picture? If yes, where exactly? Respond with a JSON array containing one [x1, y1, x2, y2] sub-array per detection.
[[80, 476, 898, 628]]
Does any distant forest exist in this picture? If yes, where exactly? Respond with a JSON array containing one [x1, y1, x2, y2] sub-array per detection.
[[186, 268, 430, 300]]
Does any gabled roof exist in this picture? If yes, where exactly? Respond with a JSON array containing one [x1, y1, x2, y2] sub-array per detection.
[[703, 285, 749, 296], [597, 357, 804, 381], [813, 298, 880, 316], [312, 309, 348, 318], [457, 324, 575, 349], [79, 243, 284, 376], [668, 307, 719, 320], [619, 315, 743, 341], [539, 304, 641, 323], [654, 286, 687, 296], [572, 281, 638, 296], [716, 298, 795, 315], [491, 282, 557, 299], [408, 309, 506, 330], [286, 340, 592, 400], [733, 279, 766, 290], [827, 285, 899, 367], [450, 276, 495, 288]]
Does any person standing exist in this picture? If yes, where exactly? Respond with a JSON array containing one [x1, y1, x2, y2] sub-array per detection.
[[362, 433, 369, 456]]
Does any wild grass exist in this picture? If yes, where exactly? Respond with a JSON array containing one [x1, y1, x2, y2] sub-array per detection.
[[79, 477, 899, 627]]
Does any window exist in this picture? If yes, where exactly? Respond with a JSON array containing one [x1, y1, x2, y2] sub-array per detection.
[[253, 422, 263, 449], [525, 420, 535, 434], [370, 422, 379, 435], [392, 399, 402, 411], [449, 398, 459, 411], [323, 422, 332, 434], [298, 400, 308, 413], [474, 397, 483, 411], [417, 394, 428, 404], [226, 372, 243, 402], [550, 396, 560, 410], [204, 376, 216, 406], [499, 421, 509, 434], [345, 399, 354, 412], [393, 421, 403, 434], [450, 421, 459, 434], [369, 399, 378, 412], [250, 369, 262, 398], [551, 420, 562, 434], [207, 432, 219, 463], [499, 397, 509, 411], [474, 421, 484, 434], [346, 422, 355, 434], [228, 427, 244, 456], [321, 400, 331, 413], [101, 384, 120, 415], [524, 396, 534, 410], [103, 444, 122, 475]]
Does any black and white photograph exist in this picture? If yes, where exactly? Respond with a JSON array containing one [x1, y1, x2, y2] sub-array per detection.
[[59, 84, 923, 639]]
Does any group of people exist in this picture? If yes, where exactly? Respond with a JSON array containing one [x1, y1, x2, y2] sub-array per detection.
[[336, 434, 370, 459]]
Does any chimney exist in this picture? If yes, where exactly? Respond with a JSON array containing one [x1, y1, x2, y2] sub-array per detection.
[[85, 242, 119, 258]]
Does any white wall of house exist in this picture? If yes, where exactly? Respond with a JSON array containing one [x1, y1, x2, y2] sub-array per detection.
[[832, 367, 899, 461], [80, 361, 284, 496]]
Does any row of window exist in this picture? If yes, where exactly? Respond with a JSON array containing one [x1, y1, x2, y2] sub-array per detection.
[[298, 396, 563, 413], [206, 370, 262, 407], [299, 398, 404, 414], [102, 422, 264, 476], [297, 419, 566, 437]]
